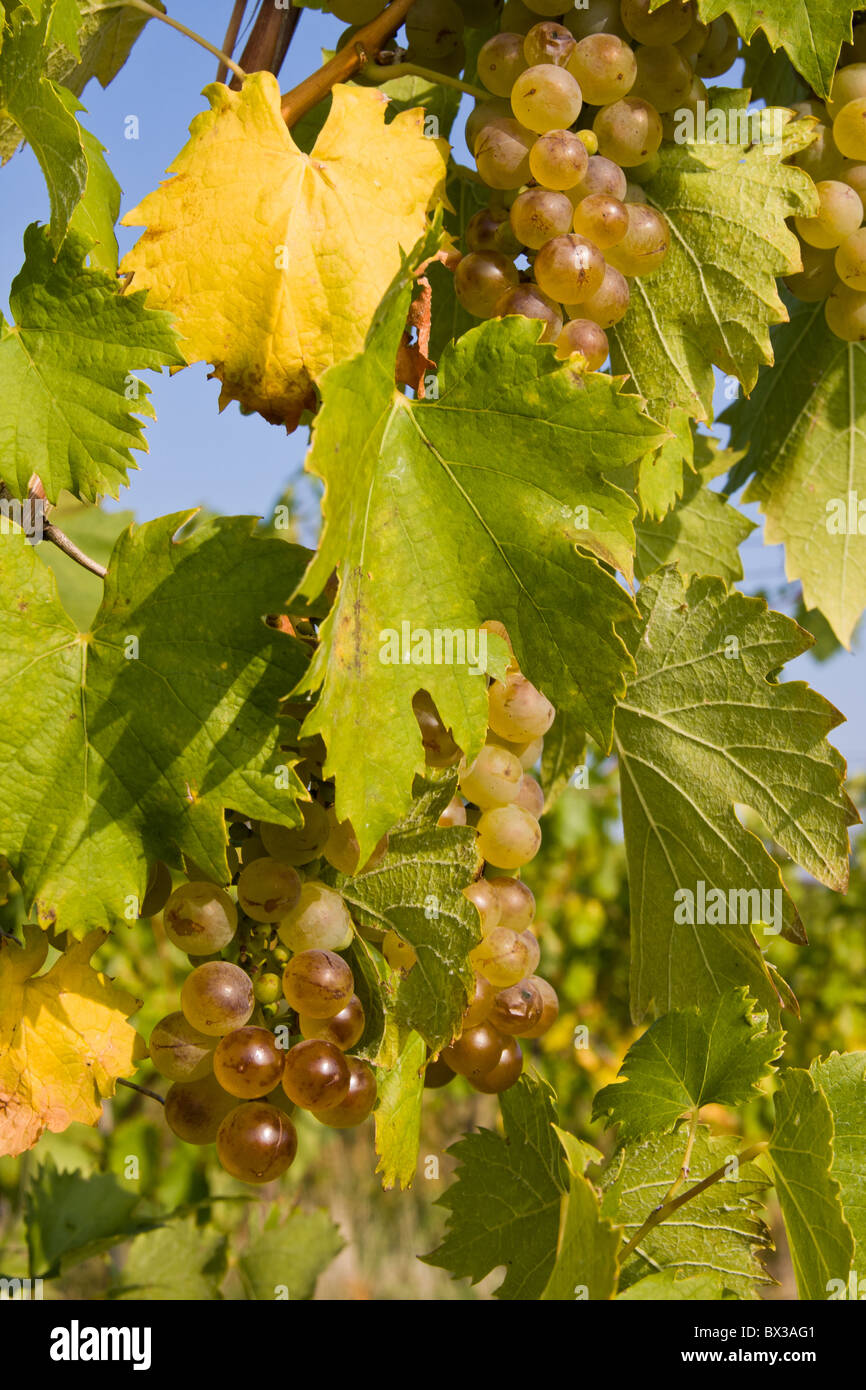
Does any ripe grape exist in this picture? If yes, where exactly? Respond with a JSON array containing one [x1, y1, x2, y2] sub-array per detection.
[[424, 1055, 457, 1088], [496, 285, 564, 344], [237, 857, 302, 923], [567, 34, 636, 106], [694, 15, 739, 77], [606, 204, 670, 275], [475, 118, 536, 189], [438, 796, 467, 828], [534, 233, 605, 305], [523, 976, 560, 1037], [631, 42, 693, 112], [281, 1039, 351, 1111], [149, 1011, 216, 1082], [488, 978, 544, 1035], [464, 877, 503, 933], [299, 994, 365, 1051], [564, 0, 628, 40], [216, 1101, 297, 1183], [573, 155, 628, 202], [465, 98, 512, 154], [826, 63, 866, 120], [163, 881, 237, 955], [509, 187, 574, 248], [836, 228, 866, 289], [165, 1073, 236, 1144], [842, 161, 866, 203], [621, 0, 694, 47], [260, 801, 330, 865], [214, 1025, 284, 1099], [456, 250, 521, 318], [479, 32, 528, 97], [282, 948, 354, 1018], [383, 930, 418, 971], [488, 671, 555, 741], [405, 0, 463, 59], [321, 808, 388, 877], [518, 928, 541, 977], [572, 193, 629, 249], [529, 129, 589, 190], [181, 961, 254, 1036], [140, 860, 172, 918], [556, 318, 610, 370], [825, 282, 866, 340], [477, 805, 542, 869], [578, 130, 600, 156], [833, 99, 866, 161], [593, 97, 663, 167], [471, 925, 537, 985], [514, 774, 544, 817], [511, 64, 583, 134], [784, 242, 838, 302], [442, 1022, 506, 1080], [466, 207, 508, 253], [277, 881, 354, 952], [313, 1057, 377, 1128], [676, 14, 709, 58], [795, 180, 864, 249], [793, 123, 845, 184], [573, 262, 630, 327], [412, 690, 462, 765], [489, 875, 535, 931], [471, 1037, 524, 1093], [524, 21, 575, 66], [460, 744, 524, 810], [463, 972, 496, 1027], [625, 181, 649, 204]]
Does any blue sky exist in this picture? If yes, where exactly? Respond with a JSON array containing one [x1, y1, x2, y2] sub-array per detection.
[[2, 2, 864, 769]]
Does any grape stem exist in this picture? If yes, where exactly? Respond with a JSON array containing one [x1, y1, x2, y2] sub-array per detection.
[[86, 2, 248, 82], [117, 1078, 166, 1106], [364, 59, 489, 102], [0, 480, 109, 579], [279, 0, 416, 126], [216, 0, 249, 84], [661, 1106, 700, 1204]]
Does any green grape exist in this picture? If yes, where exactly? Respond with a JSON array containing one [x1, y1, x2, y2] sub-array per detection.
[[213, 1025, 284, 1099], [465, 97, 511, 154], [466, 207, 509, 252], [631, 42, 693, 113], [842, 161, 866, 203], [313, 1057, 377, 1128], [578, 129, 599, 156], [181, 961, 254, 1036], [511, 63, 583, 134], [825, 282, 866, 340], [523, 20, 576, 66], [253, 972, 282, 1006], [456, 248, 521, 316], [593, 96, 663, 167], [488, 671, 556, 740], [140, 860, 172, 918], [564, 0, 628, 41], [459, 742, 524, 808], [621, 0, 694, 47], [163, 881, 237, 955], [624, 180, 648, 204], [509, 187, 574, 248], [164, 1073, 236, 1144], [237, 857, 302, 923], [331, 0, 380, 20], [149, 1010, 216, 1082], [522, 976, 559, 1037], [489, 875, 535, 931], [259, 801, 330, 865], [514, 774, 544, 817], [437, 796, 467, 827], [529, 128, 589, 190], [795, 180, 864, 249], [216, 1101, 297, 1183], [277, 881, 354, 952], [567, 34, 636, 107], [478, 32, 528, 96], [488, 978, 544, 1035], [534, 232, 605, 304], [424, 1055, 457, 1088], [413, 689, 462, 766], [606, 204, 670, 275], [572, 192, 629, 249], [300, 994, 365, 1051], [405, 0, 464, 59], [826, 64, 866, 121], [784, 242, 838, 301], [442, 1021, 506, 1080], [321, 807, 388, 876], [572, 154, 628, 202], [496, 285, 564, 342], [792, 122, 845, 184], [464, 877, 504, 933], [476, 806, 542, 870], [675, 14, 710, 59], [463, 972, 496, 1027], [282, 948, 354, 1018], [834, 99, 866, 161], [382, 930, 418, 971], [281, 1038, 351, 1111], [571, 261, 630, 327], [518, 927, 541, 976], [501, 0, 536, 33], [694, 14, 738, 77], [555, 317, 610, 370], [470, 1037, 524, 1093]]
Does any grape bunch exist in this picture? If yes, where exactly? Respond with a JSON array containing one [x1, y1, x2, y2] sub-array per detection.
[[457, 0, 739, 369], [785, 25, 866, 342]]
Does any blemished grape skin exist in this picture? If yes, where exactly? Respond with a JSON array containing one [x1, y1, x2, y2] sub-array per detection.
[[299, 994, 366, 1051], [606, 204, 670, 276], [216, 1102, 298, 1183], [496, 286, 564, 344], [825, 282, 866, 341], [281, 1039, 351, 1111], [442, 1022, 506, 1080], [836, 228, 866, 290], [313, 1058, 378, 1128], [455, 250, 520, 317], [620, 0, 694, 48], [463, 877, 503, 933], [489, 876, 536, 931], [509, 187, 574, 249], [259, 801, 330, 865], [163, 882, 238, 955], [556, 318, 610, 371], [572, 193, 629, 250], [571, 262, 630, 328], [528, 129, 589, 190], [463, 972, 496, 1027], [593, 97, 663, 167], [470, 1037, 524, 1093], [465, 98, 512, 154], [460, 742, 524, 808], [478, 32, 529, 97], [567, 34, 637, 106], [834, 99, 866, 161], [522, 976, 560, 1038], [477, 804, 542, 869], [488, 979, 545, 1035], [471, 924, 537, 986], [511, 64, 583, 135], [213, 1026, 285, 1099], [466, 207, 508, 253], [276, 880, 354, 952], [796, 181, 865, 250], [523, 20, 576, 67], [534, 233, 607, 305], [282, 949, 354, 1018], [149, 1011, 216, 1082], [572, 155, 628, 202], [165, 1073, 237, 1144], [412, 690, 462, 766], [236, 857, 302, 923], [488, 672, 556, 741], [181, 961, 255, 1036]]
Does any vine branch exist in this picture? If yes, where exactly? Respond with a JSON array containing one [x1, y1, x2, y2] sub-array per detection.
[[364, 58, 488, 101], [89, 1, 248, 81], [0, 480, 108, 578], [279, 0, 415, 126], [117, 1078, 165, 1106], [216, 0, 248, 84]]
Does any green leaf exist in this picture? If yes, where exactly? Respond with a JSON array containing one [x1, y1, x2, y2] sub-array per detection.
[[810, 1052, 866, 1269], [541, 1171, 621, 1301], [297, 244, 666, 860], [593, 990, 783, 1141], [60, 0, 159, 94], [424, 1075, 567, 1299], [699, 0, 858, 98], [601, 1129, 773, 1297], [637, 407, 694, 520], [374, 1028, 425, 1190], [742, 32, 810, 107], [0, 516, 311, 935], [26, 1158, 153, 1277], [636, 440, 755, 584], [614, 567, 856, 1020], [539, 708, 585, 812], [35, 496, 135, 629], [609, 113, 815, 428], [0, 224, 182, 504], [111, 1216, 227, 1300], [617, 1269, 729, 1299], [236, 1210, 344, 1301], [768, 1068, 854, 1297], [724, 295, 866, 648], [56, 84, 120, 274]]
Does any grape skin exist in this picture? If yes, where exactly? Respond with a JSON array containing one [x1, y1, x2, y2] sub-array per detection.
[[213, 1025, 285, 1099], [533, 234, 607, 308], [572, 193, 629, 250], [795, 180, 864, 249], [165, 1073, 237, 1144], [181, 961, 254, 1036], [471, 1037, 524, 1093], [572, 262, 630, 328], [299, 995, 366, 1051], [836, 228, 866, 290], [282, 949, 354, 1018], [237, 857, 302, 923], [479, 32, 529, 97], [528, 129, 589, 190], [471, 924, 537, 985], [826, 282, 866, 341], [313, 1058, 377, 1128], [277, 880, 354, 952], [556, 319, 610, 370], [163, 881, 237, 955], [149, 1011, 216, 1082], [593, 97, 663, 167], [834, 98, 866, 160], [509, 187, 574, 249], [511, 63, 583, 134], [567, 34, 636, 106], [281, 1039, 351, 1111], [464, 877, 503, 933], [495, 283, 564, 345], [216, 1102, 298, 1183]]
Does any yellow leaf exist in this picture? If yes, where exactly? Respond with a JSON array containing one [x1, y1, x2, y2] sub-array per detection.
[[0, 927, 141, 1157], [121, 74, 448, 430]]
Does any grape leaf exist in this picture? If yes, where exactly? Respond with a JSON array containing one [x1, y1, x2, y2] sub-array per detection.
[[57, 85, 120, 274], [724, 295, 866, 649], [36, 496, 135, 629], [26, 1158, 154, 1277], [374, 1028, 425, 1191], [768, 1068, 854, 1297], [295, 247, 666, 862], [424, 1076, 568, 1299], [0, 927, 140, 1157], [609, 114, 815, 430], [540, 1171, 621, 1301], [601, 1129, 773, 1297], [236, 1210, 344, 1301], [0, 224, 182, 504], [121, 75, 448, 431], [635, 442, 755, 584], [742, 32, 810, 108], [0, 516, 311, 936], [540, 709, 586, 811], [593, 989, 783, 1141], [614, 567, 856, 1021], [111, 1217, 227, 1300], [811, 1052, 866, 1269], [617, 1269, 729, 1299], [698, 0, 858, 99], [637, 407, 695, 520]]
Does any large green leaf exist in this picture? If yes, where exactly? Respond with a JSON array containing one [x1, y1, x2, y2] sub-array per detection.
[[26, 1158, 153, 1278], [374, 1028, 426, 1191], [636, 438, 754, 584], [236, 1210, 344, 1301], [698, 0, 858, 98], [112, 1217, 227, 1300], [609, 113, 815, 430], [0, 225, 182, 504], [424, 1076, 567, 1299], [742, 32, 810, 107], [57, 85, 120, 274], [593, 989, 783, 1142], [614, 567, 855, 1021], [0, 516, 310, 935], [768, 1068, 854, 1298], [296, 244, 666, 860], [541, 1170, 620, 1301], [810, 1053, 866, 1271], [617, 1269, 729, 1299], [725, 295, 866, 648]]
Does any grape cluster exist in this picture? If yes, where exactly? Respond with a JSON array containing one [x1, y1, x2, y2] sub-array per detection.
[[458, 0, 739, 368], [785, 26, 866, 341]]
